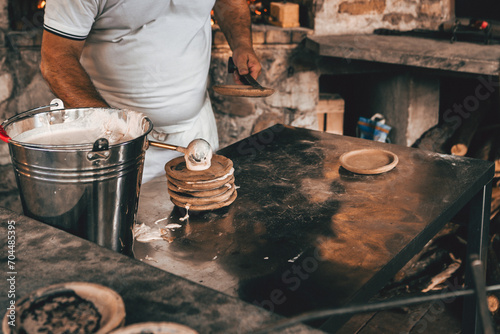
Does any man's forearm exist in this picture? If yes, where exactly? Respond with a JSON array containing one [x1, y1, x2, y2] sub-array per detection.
[[214, 0, 261, 80], [40, 32, 109, 109], [41, 59, 109, 109], [214, 0, 253, 52]]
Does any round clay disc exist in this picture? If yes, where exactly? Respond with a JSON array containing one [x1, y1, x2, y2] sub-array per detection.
[[339, 149, 398, 174], [167, 174, 235, 191], [171, 190, 237, 212], [168, 185, 235, 206], [165, 154, 233, 182], [167, 180, 233, 198], [213, 85, 275, 98], [111, 322, 197, 334]]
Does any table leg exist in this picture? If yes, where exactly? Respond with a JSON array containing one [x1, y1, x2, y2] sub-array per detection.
[[462, 181, 492, 334]]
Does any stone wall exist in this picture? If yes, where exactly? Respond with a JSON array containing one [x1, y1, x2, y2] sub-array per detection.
[[0, 39, 54, 212], [210, 24, 318, 148], [209, 0, 455, 149], [314, 0, 453, 35], [0, 0, 54, 211]]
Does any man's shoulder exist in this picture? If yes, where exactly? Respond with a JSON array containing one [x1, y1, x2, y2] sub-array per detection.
[[43, 0, 104, 39]]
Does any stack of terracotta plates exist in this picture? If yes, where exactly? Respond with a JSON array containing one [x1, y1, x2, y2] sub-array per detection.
[[164, 154, 237, 211]]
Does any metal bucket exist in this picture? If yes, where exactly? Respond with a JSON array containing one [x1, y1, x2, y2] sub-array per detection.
[[1, 99, 153, 255]]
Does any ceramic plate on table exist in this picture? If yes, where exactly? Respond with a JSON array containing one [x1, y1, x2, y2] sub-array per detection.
[[340, 149, 399, 174], [2, 282, 125, 334], [110, 322, 198, 333], [213, 84, 275, 97]]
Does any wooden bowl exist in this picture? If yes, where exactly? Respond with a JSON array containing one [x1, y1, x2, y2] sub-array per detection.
[[2, 282, 125, 334]]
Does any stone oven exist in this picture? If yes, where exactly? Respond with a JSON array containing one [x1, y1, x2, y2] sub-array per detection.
[[7, 0, 45, 30], [455, 0, 500, 22]]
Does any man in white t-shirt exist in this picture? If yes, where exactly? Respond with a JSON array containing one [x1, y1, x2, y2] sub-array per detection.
[[40, 0, 261, 182]]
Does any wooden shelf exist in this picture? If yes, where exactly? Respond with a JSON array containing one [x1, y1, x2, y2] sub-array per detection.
[[306, 34, 500, 76]]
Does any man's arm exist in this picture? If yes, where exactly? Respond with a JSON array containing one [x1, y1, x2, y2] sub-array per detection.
[[213, 0, 262, 84], [40, 30, 109, 108]]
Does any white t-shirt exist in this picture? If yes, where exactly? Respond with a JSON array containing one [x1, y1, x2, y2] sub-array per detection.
[[43, 0, 216, 133]]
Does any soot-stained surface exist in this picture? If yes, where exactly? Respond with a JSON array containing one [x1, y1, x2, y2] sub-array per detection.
[[135, 124, 494, 326], [0, 209, 322, 333]]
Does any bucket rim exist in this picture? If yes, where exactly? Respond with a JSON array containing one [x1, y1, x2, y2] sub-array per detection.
[[2, 106, 154, 149]]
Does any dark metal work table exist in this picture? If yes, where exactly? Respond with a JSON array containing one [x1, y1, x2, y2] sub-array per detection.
[[135, 125, 494, 333], [306, 34, 500, 76], [0, 207, 322, 333]]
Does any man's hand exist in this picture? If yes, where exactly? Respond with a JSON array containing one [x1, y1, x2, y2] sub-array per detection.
[[214, 0, 262, 85], [231, 46, 261, 85]]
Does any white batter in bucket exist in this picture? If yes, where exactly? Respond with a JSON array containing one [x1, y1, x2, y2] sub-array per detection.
[[13, 109, 147, 146]]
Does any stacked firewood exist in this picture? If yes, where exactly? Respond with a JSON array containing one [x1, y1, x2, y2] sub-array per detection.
[[406, 83, 500, 328]]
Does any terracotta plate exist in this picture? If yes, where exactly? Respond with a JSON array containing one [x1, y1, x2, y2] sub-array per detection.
[[167, 180, 233, 197], [339, 149, 398, 174], [168, 174, 235, 191], [170, 190, 237, 212], [2, 282, 125, 334], [213, 84, 275, 97], [165, 154, 233, 182], [168, 185, 235, 205], [110, 322, 198, 334]]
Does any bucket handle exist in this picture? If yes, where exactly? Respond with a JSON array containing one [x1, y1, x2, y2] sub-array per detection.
[[87, 138, 111, 161], [0, 99, 64, 143], [0, 125, 9, 143]]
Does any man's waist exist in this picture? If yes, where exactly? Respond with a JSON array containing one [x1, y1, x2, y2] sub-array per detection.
[[102, 90, 208, 131]]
